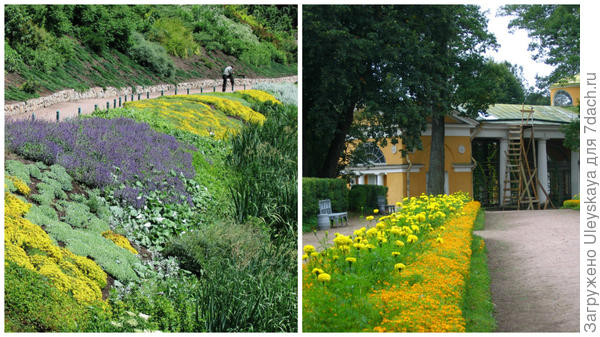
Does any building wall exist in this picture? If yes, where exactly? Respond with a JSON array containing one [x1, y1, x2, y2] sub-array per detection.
[[377, 134, 473, 203]]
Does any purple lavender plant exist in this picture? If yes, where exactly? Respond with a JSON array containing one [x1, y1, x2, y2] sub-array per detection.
[[6, 118, 196, 208]]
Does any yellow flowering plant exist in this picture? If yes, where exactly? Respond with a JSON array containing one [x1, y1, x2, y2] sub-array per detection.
[[303, 192, 480, 332]]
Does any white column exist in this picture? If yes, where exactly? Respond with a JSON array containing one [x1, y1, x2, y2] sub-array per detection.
[[499, 138, 508, 206], [571, 151, 579, 196], [537, 139, 549, 203], [358, 175, 365, 185], [376, 173, 385, 186]]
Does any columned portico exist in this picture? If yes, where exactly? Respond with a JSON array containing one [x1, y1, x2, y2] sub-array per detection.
[[357, 175, 365, 184], [376, 173, 385, 186], [571, 151, 579, 195], [537, 138, 549, 203]]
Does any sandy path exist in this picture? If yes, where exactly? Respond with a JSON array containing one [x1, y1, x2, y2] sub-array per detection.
[[6, 78, 281, 122], [475, 209, 579, 332]]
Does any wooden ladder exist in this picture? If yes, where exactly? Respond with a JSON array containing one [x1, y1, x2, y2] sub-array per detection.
[[502, 126, 521, 207]]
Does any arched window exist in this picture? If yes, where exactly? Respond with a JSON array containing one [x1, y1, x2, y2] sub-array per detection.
[[352, 142, 386, 165], [553, 90, 573, 106]]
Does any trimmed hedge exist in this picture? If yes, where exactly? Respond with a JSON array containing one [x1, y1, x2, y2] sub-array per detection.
[[348, 184, 388, 212], [302, 178, 349, 219]]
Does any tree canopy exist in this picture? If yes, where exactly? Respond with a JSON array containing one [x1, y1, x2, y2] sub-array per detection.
[[500, 5, 580, 88]]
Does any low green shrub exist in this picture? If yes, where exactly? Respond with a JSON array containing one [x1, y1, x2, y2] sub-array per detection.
[[348, 184, 388, 212], [302, 177, 349, 219], [129, 32, 175, 77]]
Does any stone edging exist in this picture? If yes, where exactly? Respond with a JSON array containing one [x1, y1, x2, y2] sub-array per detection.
[[4, 75, 298, 116]]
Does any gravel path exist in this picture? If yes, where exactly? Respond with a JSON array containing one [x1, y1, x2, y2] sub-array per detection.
[[6, 79, 279, 122], [475, 209, 579, 332]]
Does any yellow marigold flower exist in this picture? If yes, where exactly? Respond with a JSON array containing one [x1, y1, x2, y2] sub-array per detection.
[[373, 209, 379, 214], [354, 227, 367, 236], [366, 244, 376, 251], [317, 272, 331, 283], [394, 263, 406, 272], [394, 240, 405, 247], [366, 227, 378, 237], [439, 226, 446, 231], [302, 254, 308, 260], [332, 255, 339, 260], [346, 257, 357, 264], [365, 215, 375, 221], [353, 243, 365, 250], [376, 222, 385, 230], [310, 252, 319, 258], [303, 245, 316, 254], [396, 201, 402, 207], [406, 234, 418, 243], [312, 268, 324, 275], [333, 234, 353, 247], [436, 237, 444, 244], [410, 225, 420, 233], [392, 251, 401, 257]]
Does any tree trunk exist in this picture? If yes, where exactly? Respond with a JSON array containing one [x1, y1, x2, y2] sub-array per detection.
[[318, 103, 356, 178], [427, 114, 445, 195]]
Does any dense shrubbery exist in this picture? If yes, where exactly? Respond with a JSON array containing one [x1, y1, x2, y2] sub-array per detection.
[[302, 178, 349, 219], [4, 4, 297, 100], [129, 32, 175, 77], [348, 184, 389, 212]]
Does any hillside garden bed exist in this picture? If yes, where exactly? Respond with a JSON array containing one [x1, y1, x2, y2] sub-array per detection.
[[5, 84, 297, 332]]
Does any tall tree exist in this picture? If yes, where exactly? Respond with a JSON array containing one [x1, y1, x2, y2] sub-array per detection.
[[500, 5, 580, 87]]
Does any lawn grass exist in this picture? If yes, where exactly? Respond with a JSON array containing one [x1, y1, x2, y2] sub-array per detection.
[[463, 209, 496, 332]]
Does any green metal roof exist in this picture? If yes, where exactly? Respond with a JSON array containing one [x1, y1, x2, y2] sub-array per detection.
[[478, 104, 578, 124]]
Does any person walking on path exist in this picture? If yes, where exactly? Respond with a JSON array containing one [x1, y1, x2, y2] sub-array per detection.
[[222, 65, 234, 92]]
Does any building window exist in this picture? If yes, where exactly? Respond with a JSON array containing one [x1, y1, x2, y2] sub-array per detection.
[[352, 142, 386, 165], [553, 90, 573, 106]]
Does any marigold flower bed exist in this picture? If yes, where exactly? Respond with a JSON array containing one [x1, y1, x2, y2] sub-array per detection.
[[302, 193, 480, 332]]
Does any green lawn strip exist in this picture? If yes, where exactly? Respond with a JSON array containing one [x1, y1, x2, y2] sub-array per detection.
[[473, 207, 486, 230], [463, 209, 496, 332]]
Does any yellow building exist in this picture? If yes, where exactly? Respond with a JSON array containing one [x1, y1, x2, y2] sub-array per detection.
[[345, 104, 579, 208], [550, 74, 580, 107]]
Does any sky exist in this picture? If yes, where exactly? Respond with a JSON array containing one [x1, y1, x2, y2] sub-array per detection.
[[480, 4, 556, 90]]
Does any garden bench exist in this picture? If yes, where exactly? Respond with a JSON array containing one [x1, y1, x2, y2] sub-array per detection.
[[317, 199, 348, 229], [377, 195, 396, 214]]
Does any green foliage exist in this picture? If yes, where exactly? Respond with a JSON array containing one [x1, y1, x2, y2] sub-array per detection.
[[302, 178, 349, 219], [229, 102, 298, 237], [5, 4, 296, 101], [561, 117, 579, 152], [109, 274, 202, 332], [463, 234, 496, 332], [4, 261, 105, 332], [500, 5, 579, 87], [303, 5, 497, 180], [148, 17, 200, 58], [164, 223, 297, 332], [348, 184, 388, 212], [129, 32, 175, 77]]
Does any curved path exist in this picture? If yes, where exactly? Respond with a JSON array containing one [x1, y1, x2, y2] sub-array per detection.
[[475, 209, 579, 332], [6, 77, 294, 122]]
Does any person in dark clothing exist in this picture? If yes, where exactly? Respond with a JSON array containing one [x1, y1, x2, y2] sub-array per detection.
[[222, 65, 234, 92]]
